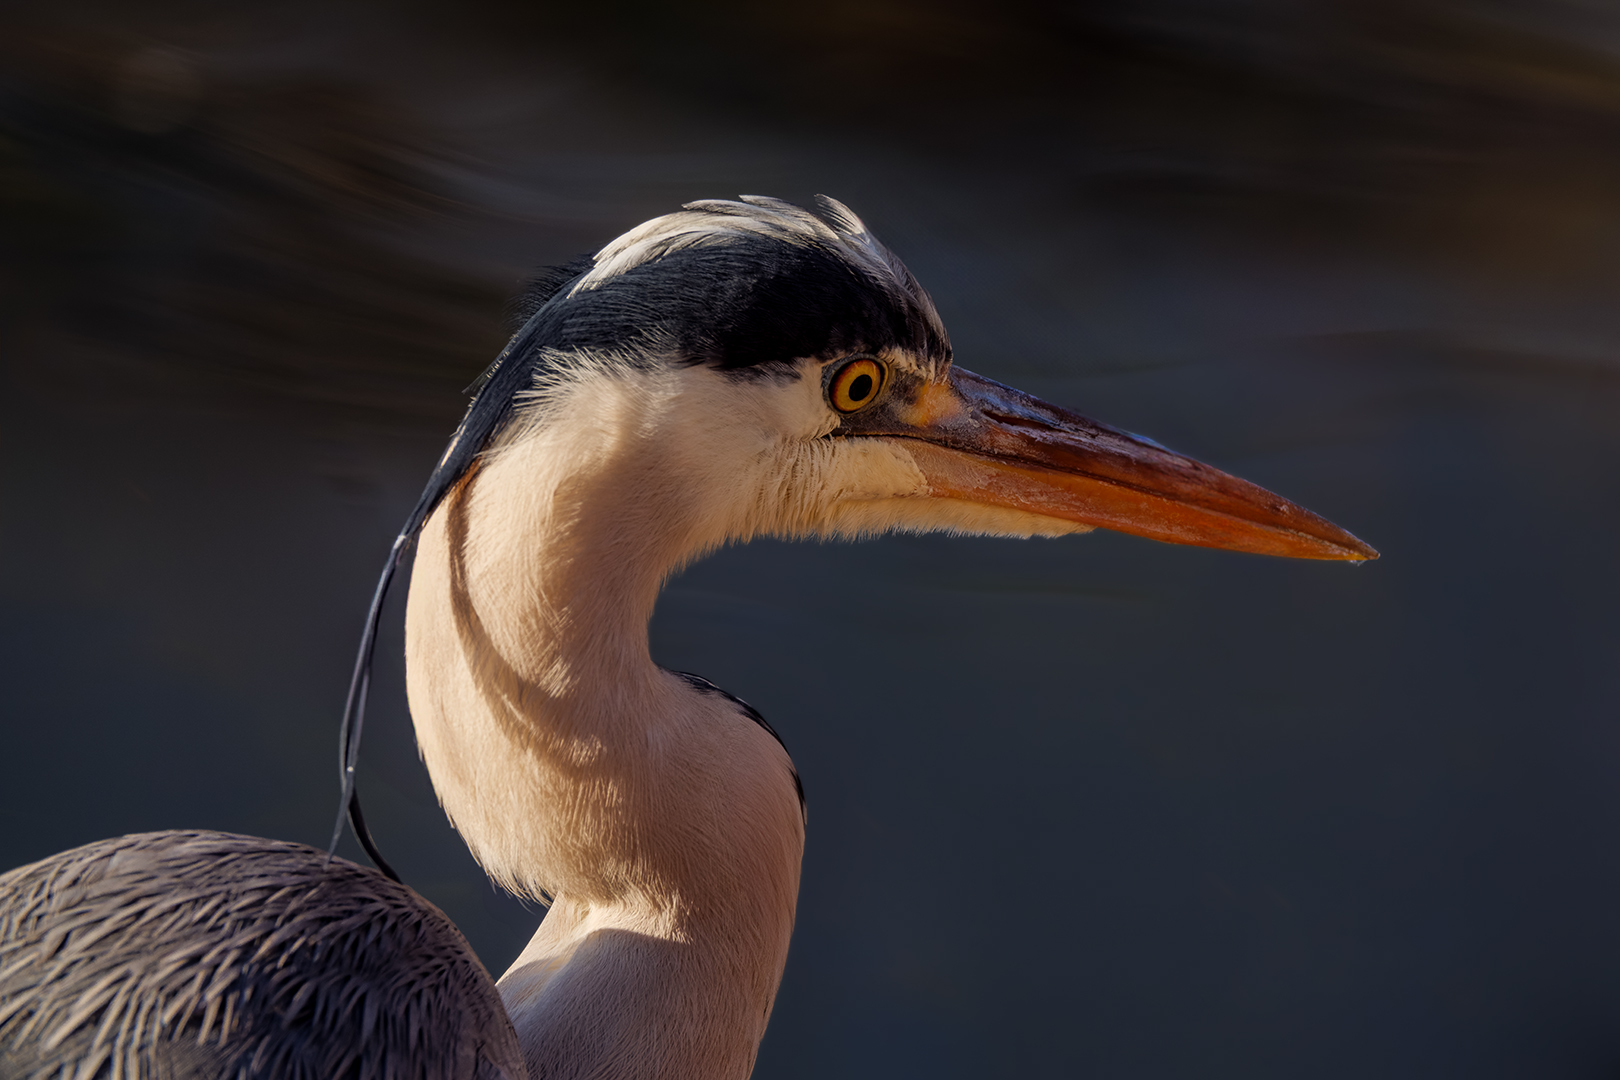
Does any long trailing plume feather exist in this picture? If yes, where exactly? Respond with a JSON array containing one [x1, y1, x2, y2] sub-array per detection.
[[327, 261, 594, 877]]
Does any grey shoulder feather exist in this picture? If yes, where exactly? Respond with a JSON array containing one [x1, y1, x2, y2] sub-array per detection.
[[0, 831, 525, 1080]]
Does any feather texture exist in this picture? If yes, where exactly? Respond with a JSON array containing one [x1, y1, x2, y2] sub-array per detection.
[[0, 832, 524, 1080]]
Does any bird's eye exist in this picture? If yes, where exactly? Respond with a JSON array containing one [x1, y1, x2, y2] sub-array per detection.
[[827, 358, 886, 413]]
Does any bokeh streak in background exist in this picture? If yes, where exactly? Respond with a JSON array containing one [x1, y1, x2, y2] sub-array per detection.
[[3, 1, 1620, 1076]]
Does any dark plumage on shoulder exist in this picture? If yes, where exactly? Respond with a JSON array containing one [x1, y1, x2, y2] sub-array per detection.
[[0, 831, 524, 1080], [671, 669, 806, 821]]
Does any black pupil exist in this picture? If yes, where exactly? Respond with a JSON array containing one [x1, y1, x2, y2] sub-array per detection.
[[847, 372, 873, 402]]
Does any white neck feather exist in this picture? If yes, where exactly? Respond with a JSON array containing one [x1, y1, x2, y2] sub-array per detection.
[[403, 364, 822, 1080]]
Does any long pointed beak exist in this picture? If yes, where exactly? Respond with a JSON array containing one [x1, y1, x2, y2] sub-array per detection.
[[854, 367, 1377, 561]]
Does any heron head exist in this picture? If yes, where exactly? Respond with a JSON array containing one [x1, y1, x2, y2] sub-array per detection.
[[437, 196, 1376, 564]]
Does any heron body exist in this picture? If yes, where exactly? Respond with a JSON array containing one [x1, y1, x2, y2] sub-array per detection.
[[0, 832, 522, 1080], [0, 197, 1375, 1079]]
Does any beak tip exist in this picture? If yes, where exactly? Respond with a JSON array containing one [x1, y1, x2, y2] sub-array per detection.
[[1320, 531, 1378, 563], [1290, 514, 1377, 562]]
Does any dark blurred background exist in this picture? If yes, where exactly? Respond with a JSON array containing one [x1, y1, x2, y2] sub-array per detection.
[[4, 1, 1620, 1076]]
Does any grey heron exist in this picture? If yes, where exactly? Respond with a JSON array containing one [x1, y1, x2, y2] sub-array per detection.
[[0, 196, 1376, 1080]]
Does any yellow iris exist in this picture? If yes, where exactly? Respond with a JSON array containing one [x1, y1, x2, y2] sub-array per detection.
[[828, 358, 886, 413]]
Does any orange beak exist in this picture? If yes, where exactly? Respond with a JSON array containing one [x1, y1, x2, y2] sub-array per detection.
[[852, 366, 1377, 561]]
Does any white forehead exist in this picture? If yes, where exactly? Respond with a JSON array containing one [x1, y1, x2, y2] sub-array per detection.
[[575, 196, 903, 297]]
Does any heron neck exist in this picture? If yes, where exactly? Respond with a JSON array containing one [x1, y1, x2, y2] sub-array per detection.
[[422, 396, 717, 722], [403, 402, 804, 1079], [402, 372, 812, 1080], [401, 382, 803, 867]]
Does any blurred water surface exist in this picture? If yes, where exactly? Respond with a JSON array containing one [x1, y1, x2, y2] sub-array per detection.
[[3, 2, 1620, 1077]]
